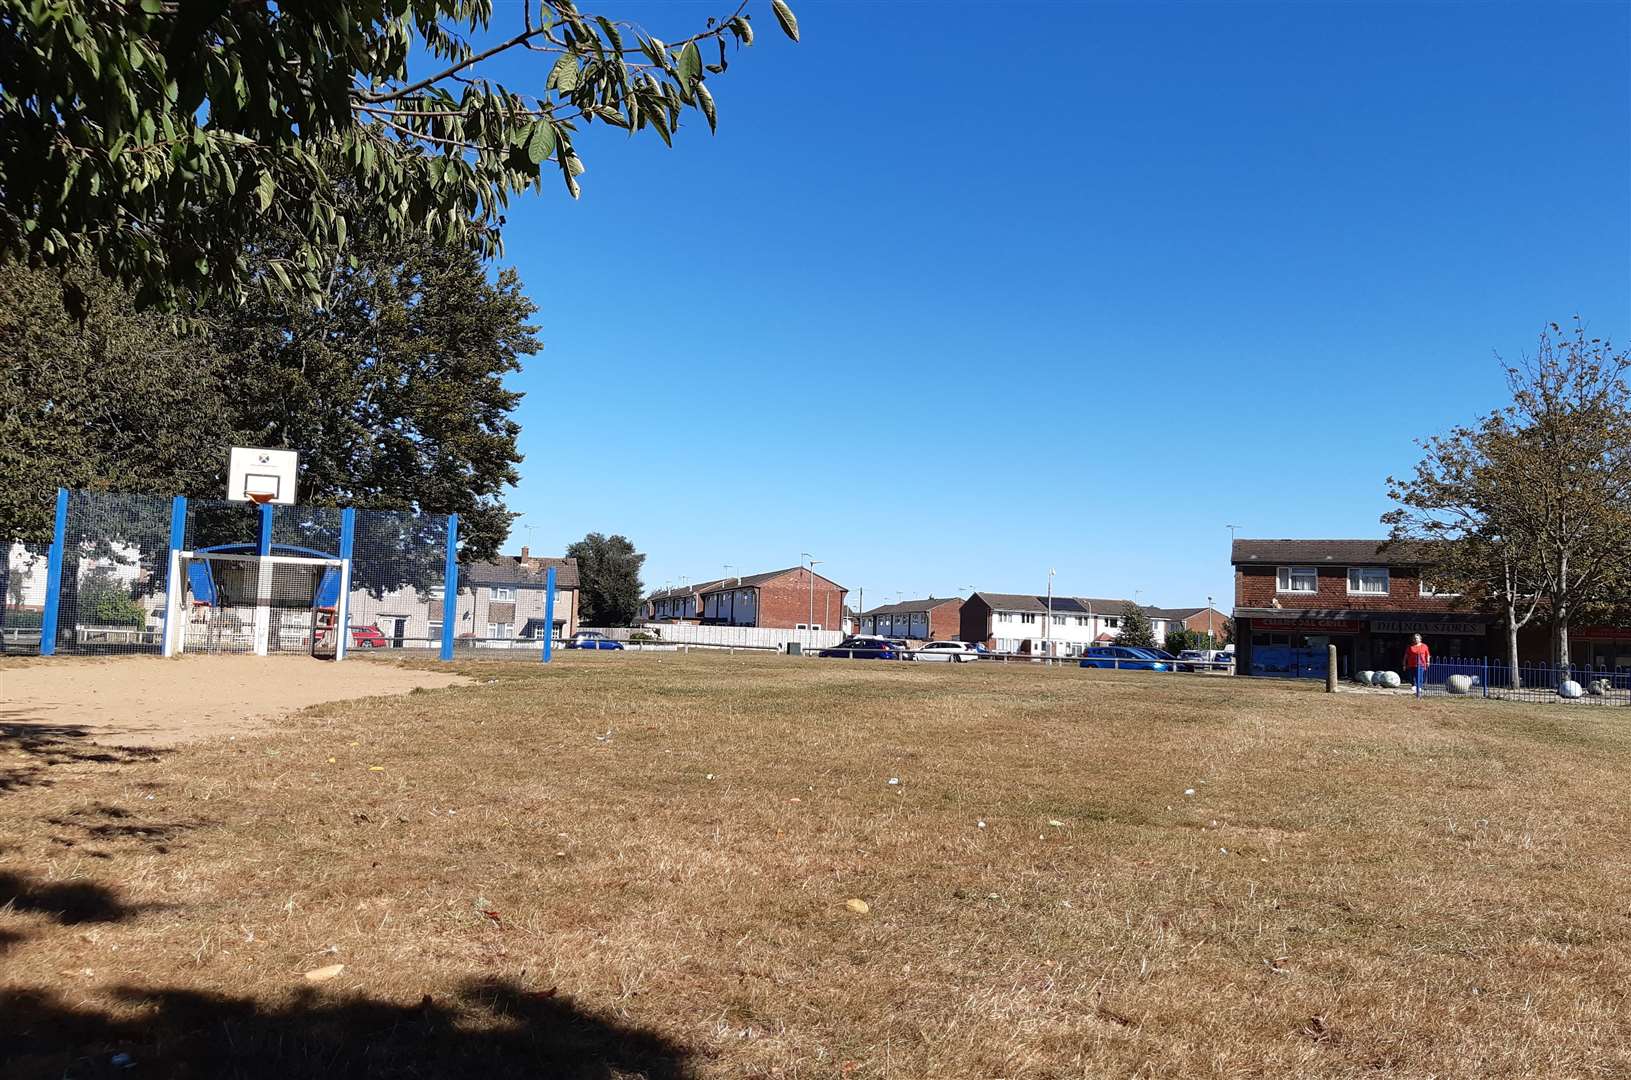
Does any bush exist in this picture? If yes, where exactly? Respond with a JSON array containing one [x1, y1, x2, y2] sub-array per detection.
[[79, 580, 146, 627]]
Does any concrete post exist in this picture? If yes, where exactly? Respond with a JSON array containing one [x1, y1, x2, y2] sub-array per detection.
[[1326, 644, 1338, 692]]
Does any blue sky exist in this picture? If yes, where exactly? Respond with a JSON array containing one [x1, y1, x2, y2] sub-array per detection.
[[483, 1, 1629, 611]]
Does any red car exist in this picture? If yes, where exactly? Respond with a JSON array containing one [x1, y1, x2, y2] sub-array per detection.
[[349, 624, 389, 649]]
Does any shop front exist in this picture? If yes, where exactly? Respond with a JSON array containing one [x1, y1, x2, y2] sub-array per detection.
[[1235, 611, 1496, 679]]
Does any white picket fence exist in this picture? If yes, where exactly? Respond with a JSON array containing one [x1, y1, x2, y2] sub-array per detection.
[[582, 624, 845, 651]]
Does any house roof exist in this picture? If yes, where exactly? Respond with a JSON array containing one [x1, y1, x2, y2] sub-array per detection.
[[860, 597, 964, 617], [467, 555, 578, 589], [1231, 538, 1434, 567], [647, 579, 725, 602], [696, 567, 847, 594]]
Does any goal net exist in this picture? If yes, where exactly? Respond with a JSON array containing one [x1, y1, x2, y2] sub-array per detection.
[[168, 550, 347, 657]]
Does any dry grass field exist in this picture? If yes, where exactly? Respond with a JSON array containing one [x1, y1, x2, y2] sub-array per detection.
[[2, 652, 1628, 1079]]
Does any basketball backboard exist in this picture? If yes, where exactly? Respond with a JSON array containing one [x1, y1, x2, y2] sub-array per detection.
[[227, 446, 300, 505]]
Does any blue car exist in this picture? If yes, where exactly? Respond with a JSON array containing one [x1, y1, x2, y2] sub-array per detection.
[[567, 631, 624, 651], [1079, 646, 1172, 671], [818, 635, 904, 660]]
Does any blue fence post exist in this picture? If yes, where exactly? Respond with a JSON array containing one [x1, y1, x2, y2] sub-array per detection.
[[540, 566, 557, 663], [1482, 656, 1489, 697], [336, 508, 356, 661], [38, 488, 70, 656], [440, 514, 459, 661], [258, 503, 274, 556], [160, 496, 187, 657]]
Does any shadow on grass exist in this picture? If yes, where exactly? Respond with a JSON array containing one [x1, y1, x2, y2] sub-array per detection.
[[0, 719, 165, 796], [0, 870, 152, 926], [0, 978, 693, 1079]]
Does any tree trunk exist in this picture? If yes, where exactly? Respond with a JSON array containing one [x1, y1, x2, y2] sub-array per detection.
[[1506, 612, 1522, 690], [1556, 613, 1571, 680]]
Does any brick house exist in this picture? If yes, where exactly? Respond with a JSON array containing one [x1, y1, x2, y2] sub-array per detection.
[[692, 567, 848, 631], [1233, 538, 1631, 677], [857, 597, 963, 641], [959, 593, 1188, 656], [1151, 605, 1231, 641], [645, 579, 722, 623]]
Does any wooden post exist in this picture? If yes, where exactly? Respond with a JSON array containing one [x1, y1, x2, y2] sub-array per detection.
[[1326, 644, 1338, 692]]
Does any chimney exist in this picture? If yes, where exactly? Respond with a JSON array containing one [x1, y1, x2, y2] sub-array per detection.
[[520, 546, 530, 560]]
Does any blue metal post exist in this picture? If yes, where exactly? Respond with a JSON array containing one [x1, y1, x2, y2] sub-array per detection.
[[38, 488, 69, 656], [336, 508, 356, 661], [258, 503, 274, 556], [440, 514, 459, 661], [541, 566, 557, 663], [159, 496, 187, 656]]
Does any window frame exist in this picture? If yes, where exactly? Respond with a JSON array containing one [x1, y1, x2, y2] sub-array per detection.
[[489, 586, 515, 602], [1419, 579, 1461, 598], [1276, 565, 1319, 594], [1345, 566, 1390, 596]]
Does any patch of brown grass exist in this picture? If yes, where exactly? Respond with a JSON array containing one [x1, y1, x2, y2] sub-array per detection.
[[3, 653, 1628, 1078]]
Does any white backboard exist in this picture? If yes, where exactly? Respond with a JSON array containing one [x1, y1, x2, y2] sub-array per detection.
[[227, 446, 300, 504]]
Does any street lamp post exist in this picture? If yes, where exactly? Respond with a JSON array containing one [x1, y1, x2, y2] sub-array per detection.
[[1045, 568, 1055, 661], [801, 553, 820, 648]]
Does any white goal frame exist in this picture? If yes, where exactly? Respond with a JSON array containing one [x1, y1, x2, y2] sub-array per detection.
[[162, 549, 350, 658]]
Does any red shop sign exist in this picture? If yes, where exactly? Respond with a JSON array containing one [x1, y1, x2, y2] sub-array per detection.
[[1254, 618, 1363, 633]]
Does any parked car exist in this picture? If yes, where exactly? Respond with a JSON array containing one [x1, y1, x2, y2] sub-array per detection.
[[1178, 648, 1234, 672], [566, 630, 625, 651], [349, 624, 388, 649], [818, 635, 903, 660], [1079, 646, 1172, 672], [911, 640, 982, 663]]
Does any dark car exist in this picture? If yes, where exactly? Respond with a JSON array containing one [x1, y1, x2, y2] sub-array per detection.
[[566, 630, 625, 651], [1079, 646, 1172, 672], [818, 635, 903, 660]]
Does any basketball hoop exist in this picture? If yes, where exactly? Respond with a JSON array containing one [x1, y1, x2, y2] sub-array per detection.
[[246, 491, 276, 505]]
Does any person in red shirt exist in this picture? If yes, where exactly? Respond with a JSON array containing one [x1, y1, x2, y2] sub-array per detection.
[[1404, 634, 1432, 697]]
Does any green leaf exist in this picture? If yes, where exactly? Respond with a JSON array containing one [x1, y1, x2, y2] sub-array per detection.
[[730, 15, 754, 46], [678, 41, 701, 86], [256, 172, 275, 212], [696, 82, 716, 134], [140, 0, 163, 12], [770, 0, 800, 42], [548, 54, 579, 92], [525, 120, 556, 163]]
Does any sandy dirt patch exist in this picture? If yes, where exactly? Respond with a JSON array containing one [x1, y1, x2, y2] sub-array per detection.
[[1, 654, 469, 747]]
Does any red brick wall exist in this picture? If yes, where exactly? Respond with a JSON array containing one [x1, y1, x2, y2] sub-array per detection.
[[757, 569, 848, 630], [1183, 609, 1228, 637], [929, 600, 964, 641], [1235, 565, 1464, 613]]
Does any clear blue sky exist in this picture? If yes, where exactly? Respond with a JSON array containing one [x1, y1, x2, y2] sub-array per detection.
[[484, 1, 1629, 611]]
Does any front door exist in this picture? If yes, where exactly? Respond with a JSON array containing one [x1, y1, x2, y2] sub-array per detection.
[[390, 617, 406, 648]]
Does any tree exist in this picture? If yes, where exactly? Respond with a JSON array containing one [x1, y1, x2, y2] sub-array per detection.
[[0, 219, 533, 562], [1386, 319, 1631, 681], [1115, 602, 1157, 649], [0, 264, 237, 541], [1163, 627, 1220, 655], [2, 0, 799, 310], [567, 533, 645, 626]]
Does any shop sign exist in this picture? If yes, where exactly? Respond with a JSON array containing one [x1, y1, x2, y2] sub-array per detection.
[[1371, 619, 1487, 636], [1254, 618, 1362, 633]]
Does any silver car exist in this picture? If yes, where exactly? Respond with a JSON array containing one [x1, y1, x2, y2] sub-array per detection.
[[911, 641, 981, 662]]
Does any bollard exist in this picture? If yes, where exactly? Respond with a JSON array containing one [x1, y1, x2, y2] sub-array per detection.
[[1326, 644, 1338, 692]]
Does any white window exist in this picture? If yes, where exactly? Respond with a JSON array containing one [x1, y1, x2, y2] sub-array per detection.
[[1346, 567, 1389, 595], [1104, 616, 1120, 629], [490, 586, 515, 601], [426, 585, 445, 601], [811, 624, 821, 632], [1420, 579, 1460, 598], [486, 622, 512, 638], [1052, 615, 1066, 626], [1277, 566, 1318, 594], [1019, 613, 1037, 625], [428, 620, 442, 639]]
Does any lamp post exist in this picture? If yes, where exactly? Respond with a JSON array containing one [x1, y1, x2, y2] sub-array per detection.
[[1045, 568, 1055, 660], [1207, 595, 1214, 647], [801, 553, 819, 648]]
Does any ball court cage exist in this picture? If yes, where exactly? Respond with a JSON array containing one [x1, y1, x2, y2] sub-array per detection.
[[9, 488, 552, 661]]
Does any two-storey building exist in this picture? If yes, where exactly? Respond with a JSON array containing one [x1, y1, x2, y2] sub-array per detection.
[[959, 593, 1186, 656], [857, 597, 963, 641], [650, 567, 849, 631], [1230, 538, 1487, 678]]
